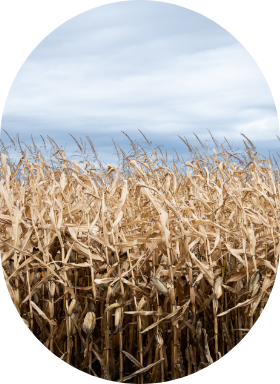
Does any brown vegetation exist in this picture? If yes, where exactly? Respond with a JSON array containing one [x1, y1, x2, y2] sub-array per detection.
[[0, 132, 279, 382]]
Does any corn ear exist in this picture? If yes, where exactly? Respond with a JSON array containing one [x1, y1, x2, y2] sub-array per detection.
[[83, 312, 96, 336]]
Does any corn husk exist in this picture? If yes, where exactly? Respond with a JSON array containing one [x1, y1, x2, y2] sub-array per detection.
[[115, 306, 124, 333], [148, 277, 169, 296], [249, 271, 261, 293], [83, 312, 96, 336]]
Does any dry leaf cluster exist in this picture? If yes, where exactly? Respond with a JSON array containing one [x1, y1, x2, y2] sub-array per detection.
[[0, 135, 279, 382]]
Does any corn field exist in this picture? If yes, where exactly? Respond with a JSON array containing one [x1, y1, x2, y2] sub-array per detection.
[[0, 132, 279, 382]]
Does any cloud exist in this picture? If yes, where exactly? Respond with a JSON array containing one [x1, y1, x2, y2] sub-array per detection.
[[1, 1, 278, 162]]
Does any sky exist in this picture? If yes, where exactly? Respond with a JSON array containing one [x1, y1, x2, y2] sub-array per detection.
[[1, 0, 279, 164]]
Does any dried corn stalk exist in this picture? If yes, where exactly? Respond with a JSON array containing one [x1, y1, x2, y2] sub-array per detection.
[[0, 137, 278, 382]]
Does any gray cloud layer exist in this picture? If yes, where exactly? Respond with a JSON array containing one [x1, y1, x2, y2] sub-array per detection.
[[1, 0, 279, 161]]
